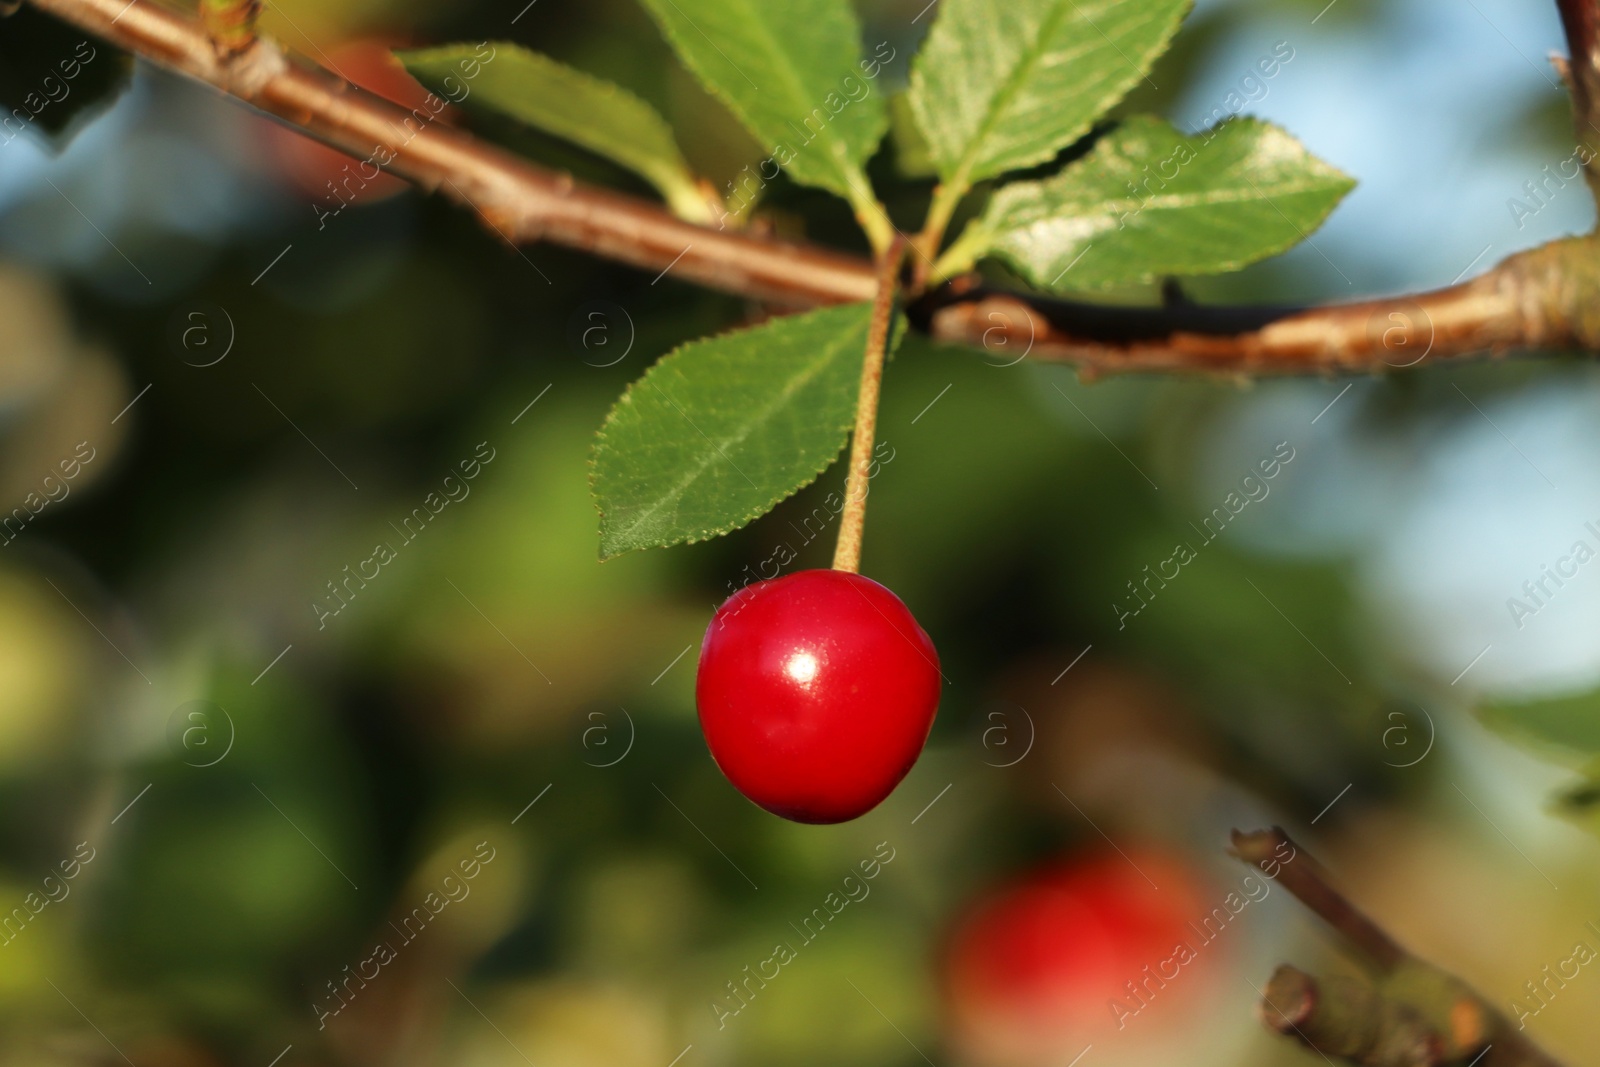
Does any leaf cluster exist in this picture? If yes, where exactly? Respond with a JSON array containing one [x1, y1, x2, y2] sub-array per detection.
[[399, 0, 1352, 557]]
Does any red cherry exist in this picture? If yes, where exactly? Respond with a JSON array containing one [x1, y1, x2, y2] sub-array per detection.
[[695, 568, 941, 824], [944, 851, 1216, 1057]]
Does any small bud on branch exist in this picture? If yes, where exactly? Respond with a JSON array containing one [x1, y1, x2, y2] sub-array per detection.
[[199, 0, 259, 59]]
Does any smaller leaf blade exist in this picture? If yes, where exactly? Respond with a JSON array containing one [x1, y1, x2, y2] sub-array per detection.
[[592, 303, 903, 558], [398, 42, 712, 222], [1554, 759, 1600, 840], [1479, 689, 1600, 757], [908, 0, 1190, 187], [635, 0, 889, 209], [953, 116, 1353, 291]]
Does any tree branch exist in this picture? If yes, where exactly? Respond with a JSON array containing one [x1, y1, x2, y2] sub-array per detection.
[[1557, 0, 1600, 194], [25, 0, 879, 308], [1232, 829, 1567, 1067], [1232, 827, 1406, 973], [21, 0, 1600, 376], [1258, 965, 1446, 1067], [921, 235, 1598, 376]]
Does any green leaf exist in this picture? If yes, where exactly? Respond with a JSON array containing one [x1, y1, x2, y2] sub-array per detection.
[[1479, 688, 1600, 757], [634, 0, 890, 237], [908, 0, 1190, 188], [397, 42, 713, 223], [1480, 691, 1600, 839], [943, 116, 1353, 290], [592, 303, 902, 558], [1554, 759, 1600, 839]]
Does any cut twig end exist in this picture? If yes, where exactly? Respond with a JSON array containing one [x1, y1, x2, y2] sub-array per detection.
[[1228, 826, 1287, 865], [1258, 964, 1318, 1034]]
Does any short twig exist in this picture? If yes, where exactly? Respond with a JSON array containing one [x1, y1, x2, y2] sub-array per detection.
[[1232, 828, 1567, 1067]]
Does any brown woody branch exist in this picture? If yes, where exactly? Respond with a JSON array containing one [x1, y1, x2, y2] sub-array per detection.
[[1557, 0, 1597, 97], [927, 234, 1600, 377], [1557, 0, 1600, 197], [1233, 829, 1565, 1067], [25, 0, 879, 308], [22, 0, 1600, 376], [1258, 966, 1445, 1067]]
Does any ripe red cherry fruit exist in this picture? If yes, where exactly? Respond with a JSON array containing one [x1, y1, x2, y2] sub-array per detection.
[[696, 568, 940, 823]]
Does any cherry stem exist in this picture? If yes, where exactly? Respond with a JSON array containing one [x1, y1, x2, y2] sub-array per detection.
[[832, 237, 907, 574]]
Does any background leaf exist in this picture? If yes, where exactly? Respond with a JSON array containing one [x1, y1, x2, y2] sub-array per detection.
[[948, 116, 1353, 290], [634, 0, 888, 208], [399, 42, 713, 223], [1555, 759, 1600, 839], [592, 303, 903, 558], [908, 0, 1190, 187], [1479, 688, 1600, 757]]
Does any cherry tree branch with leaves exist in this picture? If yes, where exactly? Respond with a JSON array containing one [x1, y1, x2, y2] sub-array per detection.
[[21, 0, 1600, 381]]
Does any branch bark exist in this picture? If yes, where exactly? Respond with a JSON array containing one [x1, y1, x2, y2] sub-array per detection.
[[923, 235, 1599, 377], [20, 0, 1600, 377], [1557, 0, 1600, 199], [1232, 829, 1567, 1067], [26, 0, 878, 308], [1258, 966, 1445, 1067], [1232, 827, 1406, 973]]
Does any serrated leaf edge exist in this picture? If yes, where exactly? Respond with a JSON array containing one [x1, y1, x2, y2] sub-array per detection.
[[637, 0, 883, 205], [590, 304, 897, 559], [910, 0, 1192, 186], [971, 115, 1355, 291], [396, 41, 712, 222]]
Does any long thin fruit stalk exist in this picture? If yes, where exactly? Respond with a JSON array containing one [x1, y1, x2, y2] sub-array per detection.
[[832, 238, 907, 574]]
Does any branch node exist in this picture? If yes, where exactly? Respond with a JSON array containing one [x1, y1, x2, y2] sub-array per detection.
[[1261, 966, 1449, 1067], [220, 36, 285, 97], [1233, 828, 1570, 1067], [200, 0, 259, 59]]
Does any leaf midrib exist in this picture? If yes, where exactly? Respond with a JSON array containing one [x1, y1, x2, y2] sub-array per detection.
[[409, 47, 693, 200], [943, 0, 1078, 189], [729, 0, 861, 188], [1013, 176, 1348, 221]]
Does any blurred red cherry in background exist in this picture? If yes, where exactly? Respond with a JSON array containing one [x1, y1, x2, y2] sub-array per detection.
[[944, 849, 1220, 1065]]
